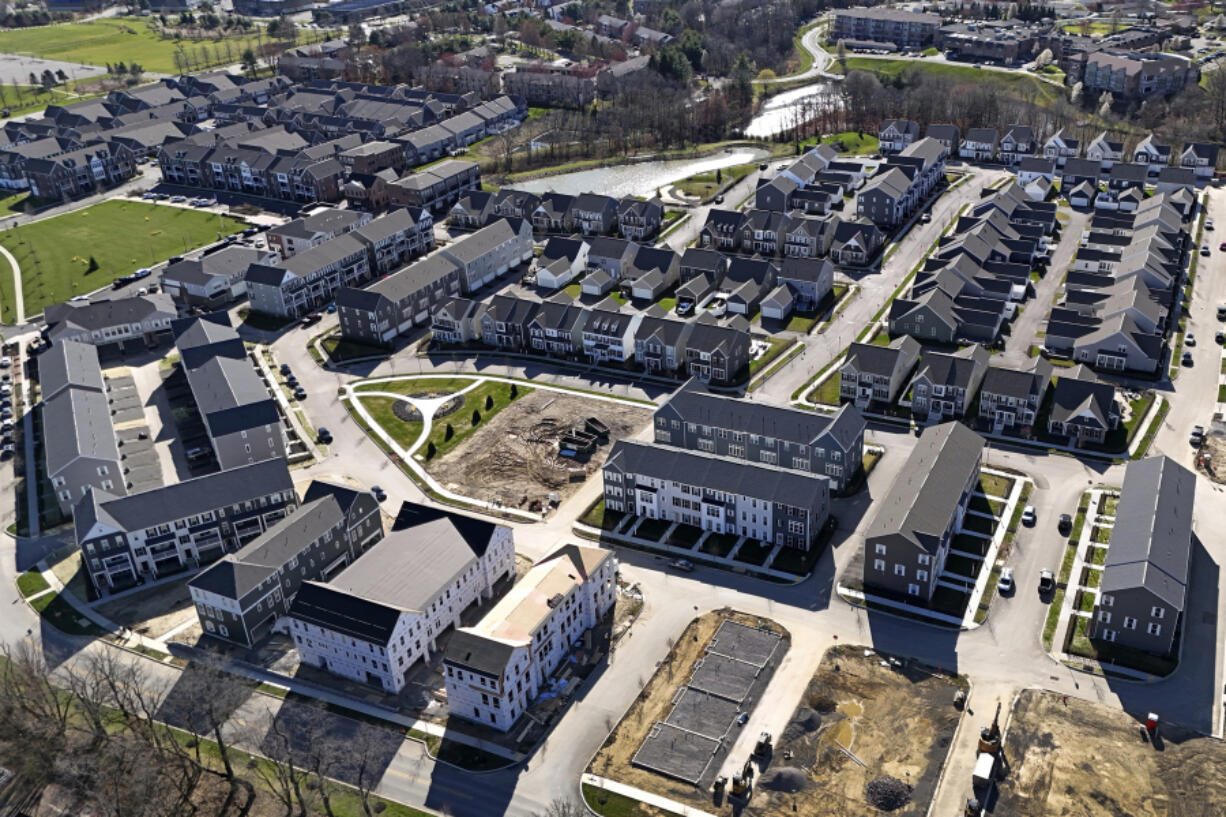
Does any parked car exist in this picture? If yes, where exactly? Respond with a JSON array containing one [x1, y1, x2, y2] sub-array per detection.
[[317, 427, 332, 444], [371, 485, 387, 502], [1201, 244, 1211, 256], [714, 194, 725, 204], [1038, 569, 1055, 595], [170, 195, 186, 203], [1219, 242, 1226, 252], [293, 386, 306, 400], [132, 268, 152, 279], [1021, 505, 1036, 526], [920, 212, 932, 223], [1219, 304, 1226, 321], [1186, 332, 1196, 346], [1057, 513, 1072, 535], [669, 558, 695, 572], [279, 363, 292, 375], [1182, 349, 1194, 366], [1207, 219, 1215, 230], [0, 357, 12, 369], [1217, 331, 1225, 345], [997, 567, 1015, 594], [300, 313, 322, 327]]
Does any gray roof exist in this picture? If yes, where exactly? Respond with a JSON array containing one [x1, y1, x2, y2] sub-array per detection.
[[866, 421, 984, 552], [980, 358, 1052, 401], [42, 387, 119, 476], [326, 512, 491, 613], [348, 253, 461, 308], [605, 439, 829, 507], [38, 339, 104, 398], [912, 345, 988, 390], [288, 581, 404, 646], [45, 294, 175, 336], [445, 629, 517, 677], [1049, 370, 1116, 428], [270, 208, 367, 242], [162, 246, 264, 288], [845, 335, 920, 377], [1100, 456, 1194, 610], [279, 233, 368, 277], [189, 495, 344, 599], [442, 218, 522, 265], [661, 380, 865, 452], [353, 208, 421, 244], [76, 458, 294, 536]]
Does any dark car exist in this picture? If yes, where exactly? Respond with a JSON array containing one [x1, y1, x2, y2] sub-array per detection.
[[279, 363, 292, 375], [1057, 513, 1072, 535], [1038, 570, 1055, 595], [371, 485, 387, 502], [317, 427, 332, 444], [300, 313, 322, 327], [242, 227, 259, 237], [293, 386, 307, 400]]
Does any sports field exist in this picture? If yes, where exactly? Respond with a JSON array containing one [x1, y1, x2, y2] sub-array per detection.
[[0, 201, 245, 322], [0, 17, 322, 75]]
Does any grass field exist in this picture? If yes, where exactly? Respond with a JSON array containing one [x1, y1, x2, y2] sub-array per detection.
[[809, 130, 879, 155], [673, 161, 757, 200], [0, 200, 245, 322], [0, 17, 324, 75], [835, 58, 1064, 105]]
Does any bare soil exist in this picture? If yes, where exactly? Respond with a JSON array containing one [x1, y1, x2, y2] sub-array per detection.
[[753, 646, 964, 817], [589, 610, 789, 812], [426, 389, 651, 510], [996, 689, 1226, 817], [96, 577, 196, 640]]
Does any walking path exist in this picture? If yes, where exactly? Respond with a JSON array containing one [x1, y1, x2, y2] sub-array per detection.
[[0, 243, 23, 325], [579, 775, 717, 817]]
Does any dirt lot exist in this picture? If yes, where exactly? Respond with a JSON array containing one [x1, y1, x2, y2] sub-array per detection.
[[96, 577, 196, 640], [426, 388, 651, 510], [588, 610, 789, 813], [996, 689, 1226, 817], [752, 646, 964, 817]]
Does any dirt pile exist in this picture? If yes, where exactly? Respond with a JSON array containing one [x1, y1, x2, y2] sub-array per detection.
[[761, 767, 809, 793], [782, 708, 822, 742], [865, 776, 913, 811]]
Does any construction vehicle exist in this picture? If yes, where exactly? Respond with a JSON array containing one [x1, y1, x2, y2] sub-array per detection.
[[971, 703, 1002, 797], [754, 732, 772, 757], [730, 760, 755, 797]]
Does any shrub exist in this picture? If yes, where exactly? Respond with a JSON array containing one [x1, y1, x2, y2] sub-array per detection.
[[510, 383, 518, 398], [485, 394, 494, 410], [444, 423, 454, 441], [426, 440, 436, 459], [472, 409, 481, 426]]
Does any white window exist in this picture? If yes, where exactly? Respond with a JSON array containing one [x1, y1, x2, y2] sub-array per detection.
[[1150, 606, 1165, 619], [875, 544, 887, 555], [1123, 616, 1137, 630], [1100, 594, 1113, 607], [1146, 622, 1162, 636], [1101, 629, 1116, 642], [917, 554, 931, 566], [907, 583, 920, 596], [873, 559, 885, 571], [1098, 611, 1112, 624], [916, 570, 929, 582], [893, 564, 906, 577]]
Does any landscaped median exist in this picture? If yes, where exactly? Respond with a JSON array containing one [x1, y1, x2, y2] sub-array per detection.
[[345, 373, 653, 520]]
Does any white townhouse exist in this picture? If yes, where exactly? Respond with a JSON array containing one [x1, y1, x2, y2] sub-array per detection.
[[289, 504, 516, 694], [444, 544, 616, 731]]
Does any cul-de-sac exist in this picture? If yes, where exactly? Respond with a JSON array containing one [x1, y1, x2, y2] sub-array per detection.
[[1, 1, 1225, 815]]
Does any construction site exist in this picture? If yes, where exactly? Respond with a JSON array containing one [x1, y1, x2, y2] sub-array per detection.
[[994, 689, 1226, 816], [588, 610, 789, 814], [754, 646, 965, 817], [426, 388, 651, 511]]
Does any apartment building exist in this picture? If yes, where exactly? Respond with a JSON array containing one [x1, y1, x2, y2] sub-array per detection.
[[439, 217, 535, 292], [863, 421, 984, 602], [293, 503, 516, 693], [1091, 456, 1194, 655], [160, 246, 272, 309], [40, 341, 126, 518], [189, 482, 384, 646], [75, 458, 296, 595], [246, 233, 371, 318], [832, 8, 941, 48], [839, 336, 921, 409], [173, 314, 287, 470], [652, 380, 866, 493], [337, 253, 463, 347], [603, 439, 830, 549], [44, 294, 177, 352], [977, 358, 1053, 435], [267, 208, 371, 258], [444, 544, 615, 731]]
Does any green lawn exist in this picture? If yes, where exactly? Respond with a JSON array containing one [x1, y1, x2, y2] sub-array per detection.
[[354, 377, 477, 395], [0, 200, 244, 322], [16, 569, 49, 597], [811, 373, 843, 406], [30, 592, 106, 637], [358, 396, 421, 449], [977, 473, 1015, 499], [0, 17, 320, 75], [834, 58, 1064, 105], [422, 380, 527, 461], [814, 131, 879, 155], [748, 336, 791, 377], [584, 783, 680, 817], [674, 161, 757, 199]]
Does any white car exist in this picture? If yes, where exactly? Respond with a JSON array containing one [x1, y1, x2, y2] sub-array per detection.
[[997, 567, 1015, 594], [1021, 505, 1036, 526], [1186, 333, 1196, 347], [0, 357, 10, 368]]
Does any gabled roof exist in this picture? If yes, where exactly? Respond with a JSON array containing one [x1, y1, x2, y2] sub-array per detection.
[[844, 335, 920, 377], [980, 358, 1052, 401], [1049, 369, 1116, 428], [912, 345, 989, 390], [1100, 456, 1194, 611], [38, 339, 104, 397], [866, 421, 984, 552]]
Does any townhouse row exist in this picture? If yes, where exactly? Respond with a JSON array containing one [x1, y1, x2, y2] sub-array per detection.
[[450, 189, 666, 241], [839, 339, 1126, 447], [879, 119, 1219, 180], [889, 184, 1058, 346]]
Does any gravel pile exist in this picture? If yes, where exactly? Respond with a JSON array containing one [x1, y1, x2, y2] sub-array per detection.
[[760, 766, 809, 793], [782, 708, 822, 742], [865, 776, 913, 811]]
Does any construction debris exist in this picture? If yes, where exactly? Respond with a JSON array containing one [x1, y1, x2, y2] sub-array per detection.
[[760, 767, 809, 793], [865, 776, 914, 811]]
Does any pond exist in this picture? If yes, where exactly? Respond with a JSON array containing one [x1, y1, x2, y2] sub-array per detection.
[[512, 146, 773, 198], [744, 81, 838, 139]]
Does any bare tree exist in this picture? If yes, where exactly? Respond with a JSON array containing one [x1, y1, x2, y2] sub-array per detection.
[[536, 798, 585, 817]]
